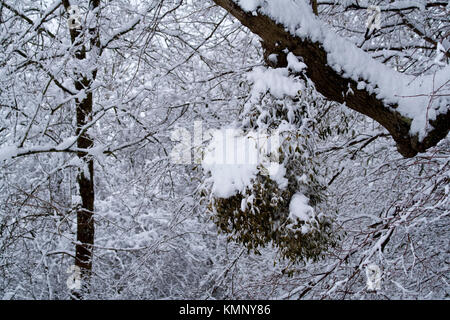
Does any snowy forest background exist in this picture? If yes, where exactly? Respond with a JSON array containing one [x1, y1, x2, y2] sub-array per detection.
[[0, 0, 449, 300]]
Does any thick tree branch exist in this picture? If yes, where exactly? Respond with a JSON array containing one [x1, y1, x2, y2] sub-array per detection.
[[212, 0, 450, 157]]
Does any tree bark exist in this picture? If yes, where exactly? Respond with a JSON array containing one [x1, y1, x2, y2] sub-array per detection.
[[63, 0, 100, 299], [310, 0, 318, 15], [212, 0, 449, 157]]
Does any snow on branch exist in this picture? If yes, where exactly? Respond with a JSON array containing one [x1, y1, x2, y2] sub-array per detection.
[[318, 0, 448, 11], [213, 0, 450, 157]]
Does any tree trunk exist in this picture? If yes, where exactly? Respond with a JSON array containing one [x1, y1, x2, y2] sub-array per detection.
[[74, 88, 95, 299], [63, 0, 100, 299]]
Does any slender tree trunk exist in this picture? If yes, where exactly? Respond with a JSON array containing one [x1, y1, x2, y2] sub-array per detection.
[[63, 0, 100, 299], [74, 88, 95, 299]]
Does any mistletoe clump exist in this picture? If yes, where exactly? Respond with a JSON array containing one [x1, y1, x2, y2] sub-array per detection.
[[202, 75, 338, 263], [204, 127, 336, 263], [208, 165, 334, 263]]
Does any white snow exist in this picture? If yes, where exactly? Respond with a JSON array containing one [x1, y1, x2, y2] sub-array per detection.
[[434, 42, 447, 66], [268, 53, 278, 64], [247, 66, 303, 100], [202, 128, 287, 198], [237, 0, 263, 12], [287, 52, 306, 72], [0, 145, 19, 162], [56, 136, 77, 150], [288, 192, 316, 233]]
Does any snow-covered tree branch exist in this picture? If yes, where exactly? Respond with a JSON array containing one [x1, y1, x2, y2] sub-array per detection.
[[212, 0, 450, 157]]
